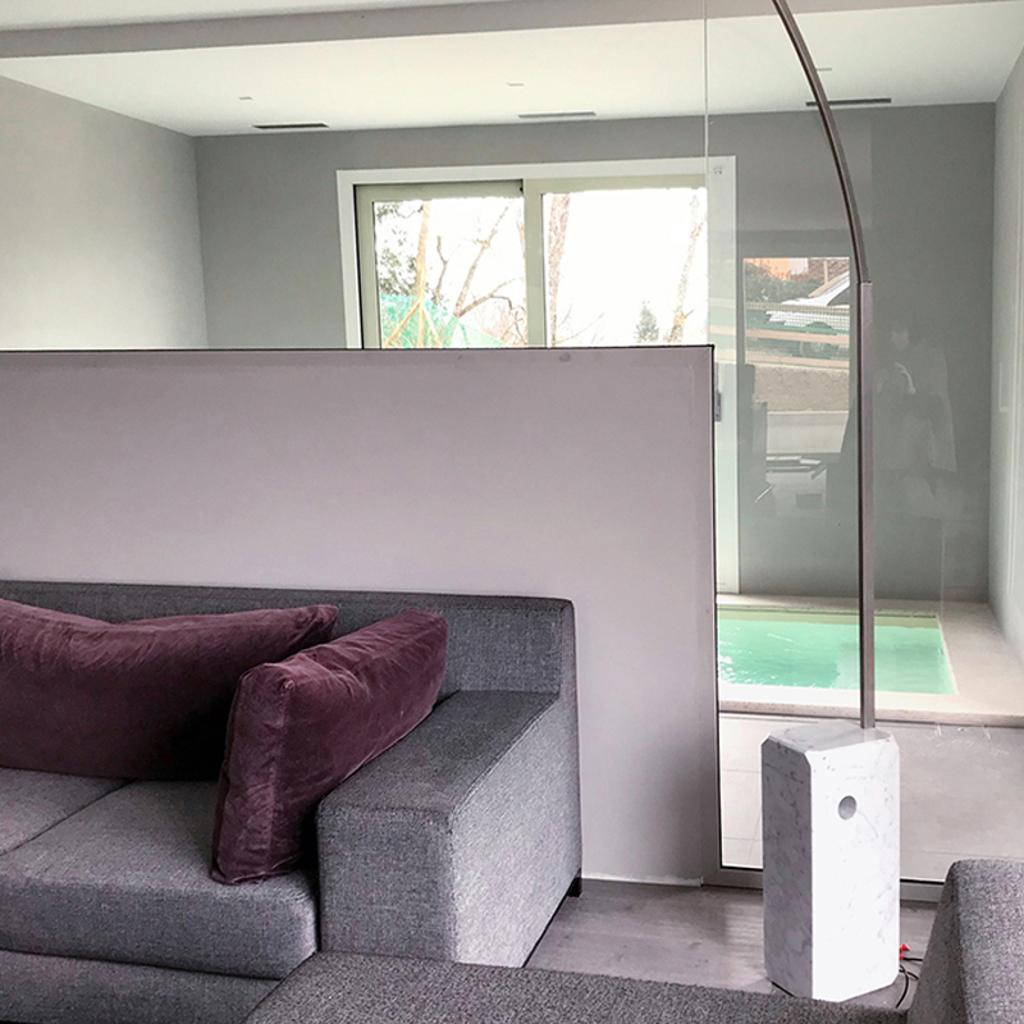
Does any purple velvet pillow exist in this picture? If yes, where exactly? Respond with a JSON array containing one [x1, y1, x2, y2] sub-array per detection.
[[0, 598, 337, 780], [211, 609, 447, 884]]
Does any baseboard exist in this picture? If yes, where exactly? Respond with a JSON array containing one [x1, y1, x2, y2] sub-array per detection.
[[581, 871, 703, 888]]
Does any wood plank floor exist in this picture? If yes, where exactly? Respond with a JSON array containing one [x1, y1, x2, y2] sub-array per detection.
[[528, 880, 936, 1012]]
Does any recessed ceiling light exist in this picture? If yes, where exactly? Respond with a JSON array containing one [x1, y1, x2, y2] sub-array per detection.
[[507, 81, 526, 88], [253, 122, 330, 131], [518, 110, 597, 121], [805, 97, 891, 108], [238, 95, 254, 101]]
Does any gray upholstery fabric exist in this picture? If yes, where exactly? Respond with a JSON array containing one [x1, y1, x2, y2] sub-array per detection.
[[0, 580, 576, 698], [0, 580, 581, 1013], [0, 767, 124, 854], [318, 690, 581, 966], [0, 780, 317, 979], [247, 954, 903, 1024], [0, 949, 275, 1024], [909, 858, 1024, 1024]]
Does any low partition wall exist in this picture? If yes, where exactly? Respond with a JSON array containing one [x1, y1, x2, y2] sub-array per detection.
[[0, 347, 715, 884]]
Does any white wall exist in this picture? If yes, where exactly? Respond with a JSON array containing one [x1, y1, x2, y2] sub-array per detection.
[[992, 46, 1024, 660], [0, 75, 208, 350], [0, 347, 717, 884]]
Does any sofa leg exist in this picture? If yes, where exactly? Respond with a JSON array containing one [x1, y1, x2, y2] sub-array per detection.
[[567, 874, 583, 898]]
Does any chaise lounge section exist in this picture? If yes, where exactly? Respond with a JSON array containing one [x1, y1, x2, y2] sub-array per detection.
[[244, 858, 1024, 1024], [0, 581, 581, 1024]]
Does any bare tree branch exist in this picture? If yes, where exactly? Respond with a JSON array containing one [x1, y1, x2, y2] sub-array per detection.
[[664, 193, 706, 345], [453, 205, 511, 317], [545, 193, 572, 344], [456, 278, 518, 318], [553, 312, 606, 346], [431, 235, 449, 305], [413, 201, 432, 347]]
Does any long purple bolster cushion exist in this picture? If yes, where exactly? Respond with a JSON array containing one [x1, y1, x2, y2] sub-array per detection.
[[0, 597, 337, 779], [211, 609, 448, 884]]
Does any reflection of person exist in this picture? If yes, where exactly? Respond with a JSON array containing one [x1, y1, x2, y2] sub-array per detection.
[[876, 320, 956, 517]]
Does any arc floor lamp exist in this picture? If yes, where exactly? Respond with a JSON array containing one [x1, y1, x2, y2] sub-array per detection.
[[758, 4, 897, 1005], [770, 0, 876, 728]]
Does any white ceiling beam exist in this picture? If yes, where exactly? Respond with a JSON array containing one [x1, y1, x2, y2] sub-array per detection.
[[0, 0, 1004, 58]]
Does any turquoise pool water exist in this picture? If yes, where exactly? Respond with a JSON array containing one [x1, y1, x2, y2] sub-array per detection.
[[718, 608, 955, 695]]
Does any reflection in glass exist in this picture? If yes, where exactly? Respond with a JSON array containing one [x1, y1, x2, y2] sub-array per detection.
[[743, 256, 851, 517]]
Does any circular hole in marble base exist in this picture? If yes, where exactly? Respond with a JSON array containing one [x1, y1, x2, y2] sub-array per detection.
[[838, 795, 858, 820]]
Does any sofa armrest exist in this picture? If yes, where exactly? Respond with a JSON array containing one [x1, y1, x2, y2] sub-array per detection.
[[315, 689, 581, 967], [909, 859, 1024, 1024]]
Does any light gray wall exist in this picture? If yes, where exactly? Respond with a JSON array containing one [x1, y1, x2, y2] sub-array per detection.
[[0, 75, 208, 350], [0, 347, 716, 885], [196, 106, 995, 601], [195, 118, 705, 350], [991, 46, 1024, 660], [194, 112, 860, 350]]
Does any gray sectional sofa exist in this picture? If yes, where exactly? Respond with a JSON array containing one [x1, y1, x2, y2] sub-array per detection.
[[0, 581, 582, 1024]]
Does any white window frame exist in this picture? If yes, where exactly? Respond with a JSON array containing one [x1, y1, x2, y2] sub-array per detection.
[[337, 158, 726, 350]]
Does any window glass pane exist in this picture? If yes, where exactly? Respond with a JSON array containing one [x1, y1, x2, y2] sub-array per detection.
[[541, 187, 708, 347], [371, 194, 526, 348]]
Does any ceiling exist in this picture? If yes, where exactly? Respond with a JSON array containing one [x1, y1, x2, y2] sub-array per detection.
[[0, 0, 1006, 30], [0, 1, 1022, 134], [0, 0, 515, 31]]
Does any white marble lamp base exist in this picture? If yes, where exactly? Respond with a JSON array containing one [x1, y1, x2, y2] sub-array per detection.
[[762, 721, 900, 1002]]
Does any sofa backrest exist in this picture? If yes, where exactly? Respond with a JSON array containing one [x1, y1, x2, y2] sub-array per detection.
[[0, 580, 575, 699], [908, 859, 1024, 1024]]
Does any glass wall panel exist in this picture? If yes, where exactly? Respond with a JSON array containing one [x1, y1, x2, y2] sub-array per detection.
[[815, 1, 1024, 884], [709, 0, 1024, 887], [706, 0, 862, 875]]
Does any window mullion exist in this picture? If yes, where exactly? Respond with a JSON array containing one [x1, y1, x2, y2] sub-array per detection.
[[355, 186, 383, 349], [523, 181, 547, 348]]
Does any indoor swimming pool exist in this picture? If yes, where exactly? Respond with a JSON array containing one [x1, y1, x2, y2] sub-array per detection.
[[718, 608, 955, 694]]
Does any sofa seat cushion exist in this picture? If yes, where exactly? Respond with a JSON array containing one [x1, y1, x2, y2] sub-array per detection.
[[0, 781, 317, 979], [0, 768, 124, 854]]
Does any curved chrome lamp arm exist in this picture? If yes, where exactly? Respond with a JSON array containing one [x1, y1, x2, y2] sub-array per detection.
[[769, 0, 876, 728]]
